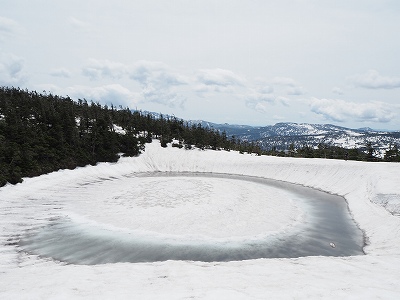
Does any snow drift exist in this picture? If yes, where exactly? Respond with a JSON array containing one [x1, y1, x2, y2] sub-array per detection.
[[1, 140, 400, 299]]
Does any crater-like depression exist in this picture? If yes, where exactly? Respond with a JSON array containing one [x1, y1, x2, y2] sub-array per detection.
[[19, 172, 365, 264]]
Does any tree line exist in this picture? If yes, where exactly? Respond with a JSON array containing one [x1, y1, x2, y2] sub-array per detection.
[[1, 87, 398, 187], [264, 142, 400, 162], [0, 87, 261, 186]]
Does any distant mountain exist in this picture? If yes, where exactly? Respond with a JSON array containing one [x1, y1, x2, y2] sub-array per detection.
[[188, 121, 400, 157], [140, 111, 400, 157]]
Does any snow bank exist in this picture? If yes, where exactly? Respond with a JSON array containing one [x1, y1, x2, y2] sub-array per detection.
[[121, 141, 399, 255], [1, 140, 400, 299]]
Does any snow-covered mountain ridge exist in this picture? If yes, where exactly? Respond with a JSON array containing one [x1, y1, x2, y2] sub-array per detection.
[[140, 111, 400, 156], [192, 120, 400, 154]]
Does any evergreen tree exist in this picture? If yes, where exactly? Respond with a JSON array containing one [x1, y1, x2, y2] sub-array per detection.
[[384, 144, 400, 162]]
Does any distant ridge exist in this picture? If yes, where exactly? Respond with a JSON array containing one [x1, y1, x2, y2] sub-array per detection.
[[191, 121, 400, 157], [139, 111, 400, 156]]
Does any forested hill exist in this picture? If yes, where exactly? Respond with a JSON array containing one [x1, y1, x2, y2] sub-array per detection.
[[0, 87, 256, 187], [1, 87, 398, 187]]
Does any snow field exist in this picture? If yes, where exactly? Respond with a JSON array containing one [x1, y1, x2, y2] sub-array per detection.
[[1, 140, 400, 299]]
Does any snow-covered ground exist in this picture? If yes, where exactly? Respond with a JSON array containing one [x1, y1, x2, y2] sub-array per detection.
[[1, 141, 400, 299]]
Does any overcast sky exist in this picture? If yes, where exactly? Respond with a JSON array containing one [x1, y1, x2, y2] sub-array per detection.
[[1, 0, 400, 129]]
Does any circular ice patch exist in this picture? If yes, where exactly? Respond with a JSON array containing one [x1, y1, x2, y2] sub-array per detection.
[[63, 173, 303, 239]]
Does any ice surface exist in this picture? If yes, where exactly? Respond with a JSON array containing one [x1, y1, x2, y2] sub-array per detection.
[[17, 173, 363, 264], [60, 172, 303, 239], [1, 140, 400, 299]]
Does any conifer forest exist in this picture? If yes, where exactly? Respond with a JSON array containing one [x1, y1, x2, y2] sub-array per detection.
[[0, 87, 398, 187]]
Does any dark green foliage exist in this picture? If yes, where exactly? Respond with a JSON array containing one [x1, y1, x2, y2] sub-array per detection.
[[264, 142, 383, 161], [0, 87, 252, 187], [0, 87, 145, 186], [1, 86, 394, 187], [384, 144, 400, 162], [365, 142, 376, 161]]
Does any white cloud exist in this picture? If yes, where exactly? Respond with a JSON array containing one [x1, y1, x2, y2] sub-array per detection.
[[130, 60, 187, 108], [309, 98, 396, 123], [246, 92, 274, 105], [82, 59, 127, 80], [131, 61, 186, 86], [245, 99, 270, 113], [276, 96, 290, 106], [196, 68, 245, 87], [245, 92, 290, 113], [0, 53, 27, 86], [271, 76, 306, 96], [244, 79, 292, 113], [194, 68, 246, 96], [258, 85, 274, 94], [65, 84, 138, 107], [350, 70, 400, 89], [286, 86, 306, 96], [332, 87, 344, 95], [140, 85, 186, 109], [50, 68, 72, 78], [245, 96, 289, 113], [193, 68, 246, 97]]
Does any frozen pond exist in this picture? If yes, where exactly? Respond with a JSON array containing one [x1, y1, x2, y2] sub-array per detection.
[[19, 172, 365, 264]]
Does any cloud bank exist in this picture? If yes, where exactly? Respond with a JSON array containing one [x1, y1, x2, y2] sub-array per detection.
[[130, 61, 187, 108], [50, 68, 72, 78], [82, 59, 127, 80], [309, 98, 395, 123], [350, 70, 400, 89]]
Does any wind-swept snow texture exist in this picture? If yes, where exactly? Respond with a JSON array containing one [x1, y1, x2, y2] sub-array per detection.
[[1, 141, 400, 299]]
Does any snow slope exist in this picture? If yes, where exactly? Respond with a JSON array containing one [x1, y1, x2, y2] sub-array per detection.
[[1, 141, 400, 299]]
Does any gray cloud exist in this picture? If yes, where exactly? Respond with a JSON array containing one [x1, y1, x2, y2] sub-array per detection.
[[0, 53, 27, 86], [309, 98, 395, 123], [196, 68, 245, 87], [130, 61, 187, 108], [272, 76, 306, 96], [244, 78, 292, 113], [194, 68, 246, 97], [332, 87, 344, 95], [258, 85, 274, 94], [82, 59, 127, 80], [350, 70, 400, 89], [286, 86, 306, 96], [78, 59, 189, 108], [50, 68, 72, 78], [245, 100, 270, 113], [131, 61, 186, 86], [245, 89, 290, 113], [66, 84, 138, 107]]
